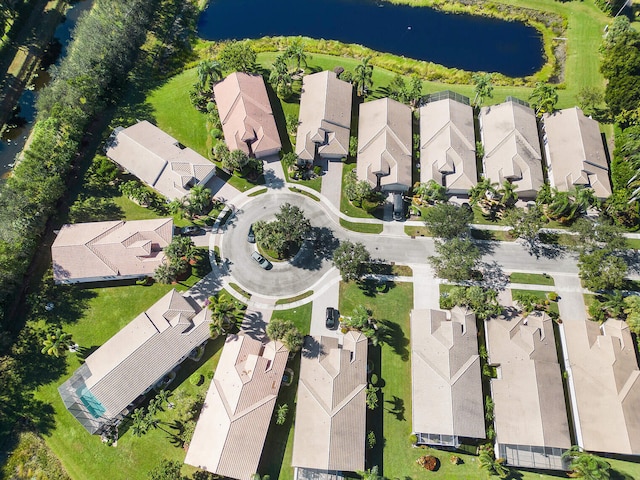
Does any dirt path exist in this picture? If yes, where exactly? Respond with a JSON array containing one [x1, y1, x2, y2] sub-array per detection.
[[0, 0, 67, 132]]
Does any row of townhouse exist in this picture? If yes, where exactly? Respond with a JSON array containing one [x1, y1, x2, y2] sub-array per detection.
[[296, 71, 612, 199], [410, 305, 640, 472]]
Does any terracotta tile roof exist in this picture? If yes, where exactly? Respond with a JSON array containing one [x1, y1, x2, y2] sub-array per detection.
[[486, 311, 571, 470], [185, 334, 289, 480], [105, 121, 216, 200], [51, 218, 173, 284], [420, 97, 477, 193], [291, 332, 367, 472], [564, 317, 640, 455], [479, 100, 544, 197], [214, 72, 282, 159], [411, 307, 485, 444], [357, 98, 412, 192], [295, 71, 353, 162], [542, 107, 611, 198], [58, 290, 211, 434]]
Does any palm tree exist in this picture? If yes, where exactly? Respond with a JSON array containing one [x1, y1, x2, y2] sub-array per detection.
[[187, 185, 212, 216], [529, 82, 558, 116], [356, 466, 383, 480], [196, 59, 222, 93], [168, 197, 186, 217], [41, 328, 73, 357], [354, 56, 374, 98], [208, 292, 242, 336], [130, 408, 150, 437], [469, 177, 499, 206], [499, 180, 518, 208], [562, 446, 611, 479], [472, 72, 493, 108], [413, 180, 447, 204], [285, 37, 309, 73], [153, 262, 179, 284]]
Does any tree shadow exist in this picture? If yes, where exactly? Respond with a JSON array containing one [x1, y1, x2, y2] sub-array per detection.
[[377, 319, 409, 361], [480, 261, 508, 291], [384, 395, 405, 421], [240, 310, 268, 341]]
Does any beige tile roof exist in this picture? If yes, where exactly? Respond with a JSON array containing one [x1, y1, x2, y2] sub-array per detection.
[[185, 334, 289, 480], [58, 290, 211, 434], [411, 307, 485, 444], [295, 71, 353, 162], [51, 218, 173, 284], [105, 121, 216, 200], [563, 318, 640, 455], [214, 72, 282, 159], [486, 311, 571, 469], [357, 98, 412, 192], [479, 100, 544, 197], [291, 332, 367, 472], [419, 97, 477, 193], [542, 107, 611, 198]]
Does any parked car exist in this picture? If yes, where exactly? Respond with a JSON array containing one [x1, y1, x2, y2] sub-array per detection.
[[325, 307, 336, 329], [251, 251, 272, 270], [180, 225, 205, 236], [247, 224, 255, 243]]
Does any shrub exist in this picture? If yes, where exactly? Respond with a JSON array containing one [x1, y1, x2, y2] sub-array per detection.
[[370, 373, 379, 385], [547, 291, 558, 301], [409, 434, 418, 445], [450, 455, 462, 465], [417, 455, 438, 471], [189, 373, 204, 386], [313, 165, 322, 175]]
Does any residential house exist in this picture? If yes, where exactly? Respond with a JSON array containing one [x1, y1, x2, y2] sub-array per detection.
[[105, 120, 216, 200], [214, 72, 282, 159], [185, 334, 288, 480], [291, 332, 367, 478], [479, 99, 544, 198], [58, 290, 211, 434], [562, 317, 640, 455], [295, 70, 353, 165], [51, 218, 173, 284], [542, 107, 612, 199], [411, 307, 485, 448], [357, 97, 412, 193], [486, 311, 571, 470], [419, 92, 477, 194]]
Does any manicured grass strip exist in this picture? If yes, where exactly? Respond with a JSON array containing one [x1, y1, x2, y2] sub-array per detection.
[[470, 229, 514, 242], [228, 282, 251, 299], [369, 263, 413, 277], [509, 272, 555, 286], [289, 186, 320, 201], [339, 218, 383, 234], [404, 225, 431, 237], [627, 238, 640, 250], [248, 188, 268, 197], [271, 302, 312, 336], [275, 290, 314, 305]]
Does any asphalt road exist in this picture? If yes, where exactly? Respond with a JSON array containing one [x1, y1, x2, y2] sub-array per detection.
[[219, 191, 594, 297]]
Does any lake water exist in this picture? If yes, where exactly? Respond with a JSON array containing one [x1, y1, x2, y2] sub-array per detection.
[[197, 0, 544, 77]]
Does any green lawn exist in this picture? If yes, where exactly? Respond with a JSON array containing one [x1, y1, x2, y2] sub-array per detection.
[[339, 163, 377, 219], [275, 290, 314, 305], [271, 302, 312, 336], [510, 272, 555, 286], [339, 218, 384, 234], [34, 280, 222, 480], [405, 225, 431, 237]]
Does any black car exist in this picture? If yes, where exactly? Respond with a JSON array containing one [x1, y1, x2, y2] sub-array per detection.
[[180, 225, 205, 236], [325, 307, 336, 329], [247, 224, 255, 243]]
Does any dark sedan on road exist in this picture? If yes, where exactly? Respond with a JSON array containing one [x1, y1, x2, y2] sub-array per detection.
[[326, 307, 337, 329], [180, 225, 205, 236], [247, 224, 255, 243]]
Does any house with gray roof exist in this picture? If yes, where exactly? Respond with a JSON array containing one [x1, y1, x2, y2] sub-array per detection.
[[419, 94, 477, 194], [51, 218, 173, 284], [295, 71, 353, 165], [185, 334, 288, 480], [542, 107, 612, 199], [485, 311, 571, 471], [105, 120, 216, 200], [411, 307, 485, 448], [214, 72, 282, 159], [58, 290, 211, 435], [357, 98, 412, 193], [479, 99, 544, 198], [562, 317, 640, 456], [291, 332, 367, 478]]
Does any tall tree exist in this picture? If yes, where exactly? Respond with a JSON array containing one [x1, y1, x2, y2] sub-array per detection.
[[208, 292, 243, 336], [428, 237, 481, 282], [423, 203, 473, 239], [562, 446, 611, 480], [529, 82, 558, 115], [196, 59, 222, 93], [354, 56, 374, 98], [217, 40, 257, 73], [333, 241, 371, 282], [285, 37, 309, 72], [472, 73, 493, 108], [41, 328, 73, 358]]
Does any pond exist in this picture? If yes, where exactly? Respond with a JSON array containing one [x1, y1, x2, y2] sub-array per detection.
[[197, 0, 544, 77]]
